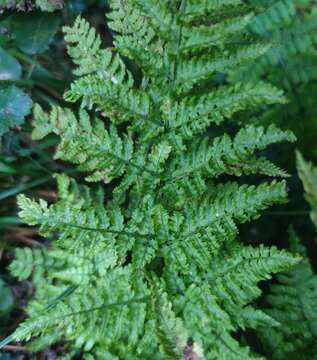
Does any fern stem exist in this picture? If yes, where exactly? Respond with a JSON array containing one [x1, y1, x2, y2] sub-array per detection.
[[53, 296, 149, 319], [52, 222, 154, 239]]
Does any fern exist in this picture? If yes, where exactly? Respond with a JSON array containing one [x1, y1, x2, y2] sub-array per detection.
[[258, 228, 317, 359], [296, 151, 317, 227], [235, 0, 317, 86], [2, 1, 299, 358], [257, 153, 317, 359], [232, 0, 317, 156]]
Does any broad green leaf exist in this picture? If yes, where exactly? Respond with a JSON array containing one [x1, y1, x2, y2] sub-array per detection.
[[12, 13, 60, 55], [0, 47, 22, 80], [0, 85, 32, 136]]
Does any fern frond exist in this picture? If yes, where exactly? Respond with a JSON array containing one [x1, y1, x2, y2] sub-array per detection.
[[133, 0, 179, 43], [64, 76, 153, 123], [164, 124, 295, 183], [159, 181, 289, 274], [5, 1, 298, 357], [250, 0, 297, 35], [149, 278, 188, 360], [228, 0, 317, 160], [163, 82, 287, 141], [175, 283, 260, 360], [182, 181, 288, 230], [176, 45, 270, 93], [180, 14, 252, 53], [183, 0, 244, 23], [259, 228, 317, 359], [233, 2, 317, 85], [108, 0, 165, 80], [9, 248, 50, 285], [209, 244, 299, 307], [17, 194, 49, 226], [63, 16, 133, 85], [10, 268, 148, 353], [296, 151, 317, 227], [32, 105, 142, 186]]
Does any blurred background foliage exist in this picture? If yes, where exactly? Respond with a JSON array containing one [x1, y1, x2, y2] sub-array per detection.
[[1, 0, 317, 358], [237, 0, 317, 257]]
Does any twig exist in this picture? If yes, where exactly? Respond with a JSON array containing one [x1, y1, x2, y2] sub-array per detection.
[[17, 236, 44, 248], [5, 227, 44, 248], [3, 345, 29, 352]]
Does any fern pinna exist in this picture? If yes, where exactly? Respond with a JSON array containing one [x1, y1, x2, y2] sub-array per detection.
[[1, 1, 299, 359]]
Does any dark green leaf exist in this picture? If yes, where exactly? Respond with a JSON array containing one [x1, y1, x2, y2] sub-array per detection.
[[12, 13, 60, 55], [0, 47, 22, 80], [0, 85, 32, 136]]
